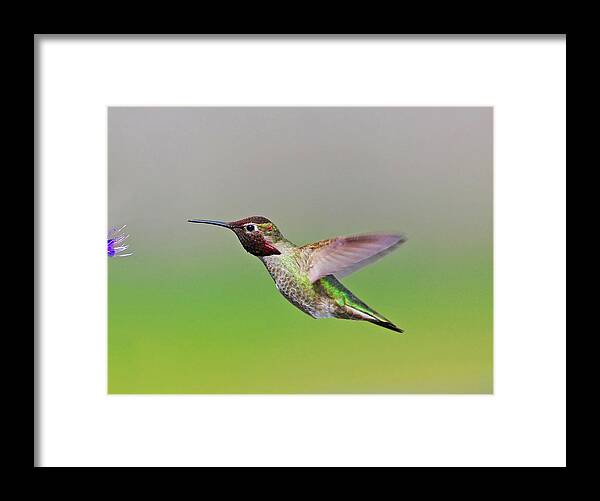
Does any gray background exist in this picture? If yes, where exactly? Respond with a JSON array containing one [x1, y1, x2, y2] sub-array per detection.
[[108, 107, 492, 255]]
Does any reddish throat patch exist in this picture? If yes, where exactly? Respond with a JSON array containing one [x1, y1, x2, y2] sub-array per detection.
[[261, 241, 281, 256]]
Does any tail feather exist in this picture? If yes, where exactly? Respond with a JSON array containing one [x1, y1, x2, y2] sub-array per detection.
[[367, 318, 404, 334], [344, 304, 404, 334], [324, 276, 405, 335]]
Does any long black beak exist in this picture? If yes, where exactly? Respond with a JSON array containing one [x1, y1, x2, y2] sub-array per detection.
[[187, 219, 231, 228]]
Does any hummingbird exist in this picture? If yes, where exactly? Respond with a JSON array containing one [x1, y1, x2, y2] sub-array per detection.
[[188, 216, 407, 334]]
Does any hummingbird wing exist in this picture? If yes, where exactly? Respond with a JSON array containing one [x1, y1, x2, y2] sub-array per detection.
[[304, 234, 406, 283]]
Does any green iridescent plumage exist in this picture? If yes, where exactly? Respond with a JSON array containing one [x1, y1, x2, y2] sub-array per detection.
[[188, 215, 406, 334]]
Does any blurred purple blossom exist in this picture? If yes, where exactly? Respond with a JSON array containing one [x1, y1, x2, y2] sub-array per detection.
[[108, 225, 133, 257]]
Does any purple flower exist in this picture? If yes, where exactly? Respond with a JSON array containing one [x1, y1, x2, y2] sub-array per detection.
[[108, 225, 133, 257]]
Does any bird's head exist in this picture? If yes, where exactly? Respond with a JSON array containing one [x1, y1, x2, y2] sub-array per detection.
[[188, 216, 284, 256]]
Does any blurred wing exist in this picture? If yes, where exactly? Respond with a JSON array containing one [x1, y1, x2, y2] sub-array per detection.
[[305, 234, 406, 283]]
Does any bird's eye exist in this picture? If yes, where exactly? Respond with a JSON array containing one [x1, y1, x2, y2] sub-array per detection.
[[245, 224, 256, 232]]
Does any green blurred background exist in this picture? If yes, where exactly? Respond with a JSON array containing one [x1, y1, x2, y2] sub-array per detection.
[[108, 107, 492, 393]]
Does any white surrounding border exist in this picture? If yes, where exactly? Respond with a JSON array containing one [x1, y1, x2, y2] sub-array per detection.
[[37, 37, 566, 467]]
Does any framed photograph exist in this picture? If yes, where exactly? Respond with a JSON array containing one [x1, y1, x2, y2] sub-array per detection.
[[35, 35, 566, 467]]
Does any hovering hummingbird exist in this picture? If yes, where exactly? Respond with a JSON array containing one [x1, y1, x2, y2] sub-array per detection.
[[188, 216, 407, 334]]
